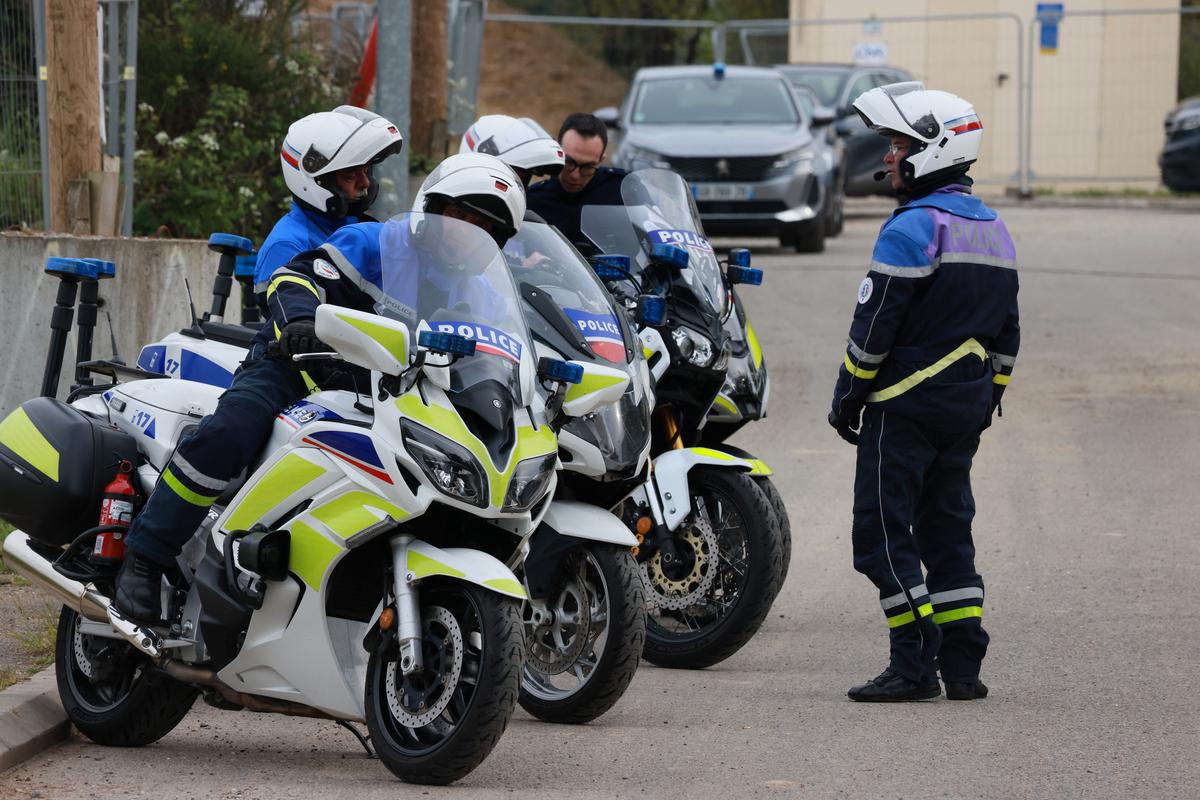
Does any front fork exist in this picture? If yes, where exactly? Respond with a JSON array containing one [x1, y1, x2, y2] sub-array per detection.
[[389, 534, 424, 676]]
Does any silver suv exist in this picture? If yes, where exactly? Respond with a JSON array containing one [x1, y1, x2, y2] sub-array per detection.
[[597, 65, 832, 253]]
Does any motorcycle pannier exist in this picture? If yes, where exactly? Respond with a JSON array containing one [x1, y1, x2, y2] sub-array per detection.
[[0, 397, 139, 546]]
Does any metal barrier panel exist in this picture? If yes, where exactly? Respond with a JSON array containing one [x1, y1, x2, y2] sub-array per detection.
[[729, 11, 1024, 189], [1026, 6, 1196, 189], [0, 1, 45, 229], [97, 0, 138, 236]]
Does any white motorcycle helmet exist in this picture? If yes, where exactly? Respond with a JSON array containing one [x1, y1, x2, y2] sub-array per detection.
[[459, 115, 564, 187], [852, 82, 982, 192], [413, 152, 526, 246], [281, 105, 404, 218]]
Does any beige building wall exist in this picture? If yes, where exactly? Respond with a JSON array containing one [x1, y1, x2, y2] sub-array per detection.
[[786, 0, 1179, 190]]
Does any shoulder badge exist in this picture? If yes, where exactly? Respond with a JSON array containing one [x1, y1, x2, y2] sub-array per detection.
[[313, 259, 340, 280]]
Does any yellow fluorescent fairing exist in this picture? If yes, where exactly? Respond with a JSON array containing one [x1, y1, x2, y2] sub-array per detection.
[[394, 392, 555, 510]]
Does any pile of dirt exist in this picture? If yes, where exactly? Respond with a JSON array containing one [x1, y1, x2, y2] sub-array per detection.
[[477, 3, 628, 138]]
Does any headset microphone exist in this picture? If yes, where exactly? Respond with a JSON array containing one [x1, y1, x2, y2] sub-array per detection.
[[873, 170, 887, 181]]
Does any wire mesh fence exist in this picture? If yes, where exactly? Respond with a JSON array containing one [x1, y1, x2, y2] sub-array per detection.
[[0, 1, 44, 230]]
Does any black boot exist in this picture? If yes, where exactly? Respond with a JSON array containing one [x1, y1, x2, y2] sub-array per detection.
[[944, 679, 989, 700], [848, 668, 941, 702], [113, 553, 166, 625]]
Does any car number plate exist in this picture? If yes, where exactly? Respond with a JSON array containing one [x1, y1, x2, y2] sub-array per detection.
[[692, 183, 754, 201]]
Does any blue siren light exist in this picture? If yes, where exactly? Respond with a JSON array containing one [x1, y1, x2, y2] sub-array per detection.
[[713, 62, 726, 79], [727, 266, 764, 286], [650, 243, 689, 270], [82, 258, 116, 279], [45, 257, 98, 281], [539, 357, 584, 385], [235, 254, 257, 278], [593, 254, 631, 281], [208, 232, 255, 254], [418, 330, 477, 357], [729, 248, 752, 267], [636, 294, 667, 326]]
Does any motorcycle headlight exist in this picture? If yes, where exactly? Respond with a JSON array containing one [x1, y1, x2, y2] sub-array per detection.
[[772, 148, 816, 170], [401, 420, 487, 508], [712, 338, 732, 371], [503, 453, 557, 512], [671, 326, 715, 367]]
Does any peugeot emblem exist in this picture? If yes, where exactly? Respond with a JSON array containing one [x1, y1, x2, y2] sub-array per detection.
[[715, 158, 731, 178]]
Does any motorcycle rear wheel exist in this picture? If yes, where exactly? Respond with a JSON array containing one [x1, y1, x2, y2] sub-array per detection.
[[365, 580, 523, 785], [641, 468, 783, 669], [55, 607, 198, 747], [519, 543, 646, 724]]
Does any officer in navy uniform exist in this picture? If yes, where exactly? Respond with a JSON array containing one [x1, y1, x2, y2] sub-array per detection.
[[526, 112, 626, 248], [827, 83, 1020, 702], [113, 153, 524, 625]]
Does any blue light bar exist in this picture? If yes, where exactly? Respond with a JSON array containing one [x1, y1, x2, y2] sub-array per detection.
[[207, 232, 254, 255], [636, 294, 667, 326], [81, 258, 116, 279], [234, 254, 257, 278], [538, 357, 584, 385], [727, 265, 763, 286], [418, 330, 477, 356], [728, 248, 751, 267], [592, 254, 631, 281], [45, 257, 98, 281], [713, 62, 726, 79], [650, 243, 689, 270]]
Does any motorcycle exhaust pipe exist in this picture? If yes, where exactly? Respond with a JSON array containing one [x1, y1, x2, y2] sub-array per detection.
[[1, 531, 111, 622], [159, 661, 334, 720]]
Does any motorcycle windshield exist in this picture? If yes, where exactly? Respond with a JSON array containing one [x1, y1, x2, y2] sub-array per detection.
[[580, 168, 728, 320], [504, 221, 632, 364], [378, 213, 530, 406]]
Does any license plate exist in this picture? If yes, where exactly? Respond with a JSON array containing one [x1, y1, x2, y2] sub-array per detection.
[[692, 183, 754, 201]]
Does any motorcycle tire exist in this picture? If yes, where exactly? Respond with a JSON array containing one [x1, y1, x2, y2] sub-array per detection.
[[55, 607, 198, 747], [754, 476, 792, 591], [641, 468, 783, 670], [519, 543, 646, 725], [365, 580, 523, 785]]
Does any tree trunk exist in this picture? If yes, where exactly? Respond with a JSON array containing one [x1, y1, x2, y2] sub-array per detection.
[[410, 0, 448, 159], [46, 0, 101, 233]]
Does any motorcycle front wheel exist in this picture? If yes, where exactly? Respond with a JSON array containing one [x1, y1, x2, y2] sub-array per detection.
[[754, 476, 792, 591], [519, 543, 646, 724], [55, 607, 198, 746], [365, 580, 523, 785], [640, 468, 783, 669]]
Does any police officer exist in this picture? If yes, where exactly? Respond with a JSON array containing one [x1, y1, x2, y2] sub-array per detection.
[[459, 114, 565, 190], [526, 112, 626, 248], [113, 153, 525, 624], [827, 83, 1020, 702], [252, 105, 404, 310]]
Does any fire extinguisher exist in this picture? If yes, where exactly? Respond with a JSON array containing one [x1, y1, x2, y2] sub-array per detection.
[[95, 459, 137, 563]]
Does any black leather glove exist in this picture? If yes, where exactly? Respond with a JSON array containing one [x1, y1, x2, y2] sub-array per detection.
[[981, 384, 1005, 432], [278, 320, 328, 360], [828, 403, 863, 446]]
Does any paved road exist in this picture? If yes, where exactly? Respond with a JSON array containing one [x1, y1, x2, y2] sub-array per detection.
[[4, 205, 1199, 799]]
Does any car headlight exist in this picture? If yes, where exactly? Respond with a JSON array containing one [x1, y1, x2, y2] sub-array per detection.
[[773, 148, 816, 169], [401, 420, 487, 507], [671, 326, 715, 367], [1175, 111, 1200, 132], [503, 453, 557, 512], [625, 145, 671, 169]]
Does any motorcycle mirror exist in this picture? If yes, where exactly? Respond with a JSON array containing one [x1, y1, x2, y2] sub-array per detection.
[[418, 330, 477, 358], [635, 294, 667, 326], [728, 248, 752, 268], [649, 243, 689, 270], [727, 266, 764, 286]]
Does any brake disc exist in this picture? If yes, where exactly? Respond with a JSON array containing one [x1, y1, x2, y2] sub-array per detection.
[[525, 563, 593, 675], [642, 514, 719, 611], [385, 606, 463, 728], [73, 619, 94, 680]]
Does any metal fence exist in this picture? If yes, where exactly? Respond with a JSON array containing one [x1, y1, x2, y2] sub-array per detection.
[[0, 0, 46, 229], [100, 0, 138, 236]]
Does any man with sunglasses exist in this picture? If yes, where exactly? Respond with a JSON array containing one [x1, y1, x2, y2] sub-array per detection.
[[527, 112, 628, 249]]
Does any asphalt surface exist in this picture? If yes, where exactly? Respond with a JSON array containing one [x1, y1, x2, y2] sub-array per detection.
[[4, 205, 1199, 799]]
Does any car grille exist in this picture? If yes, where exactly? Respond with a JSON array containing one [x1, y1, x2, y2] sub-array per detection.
[[667, 156, 781, 182]]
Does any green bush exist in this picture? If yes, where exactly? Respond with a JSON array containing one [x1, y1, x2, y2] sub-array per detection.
[[132, 1, 341, 241]]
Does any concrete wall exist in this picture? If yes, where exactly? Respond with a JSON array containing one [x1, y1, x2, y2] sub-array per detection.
[[787, 0, 1180, 190], [0, 232, 243, 418]]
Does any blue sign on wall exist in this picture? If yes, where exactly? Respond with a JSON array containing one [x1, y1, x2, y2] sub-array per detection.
[[1038, 3, 1064, 54]]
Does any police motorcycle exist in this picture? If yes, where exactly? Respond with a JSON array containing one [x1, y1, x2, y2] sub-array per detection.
[[579, 168, 786, 669], [0, 215, 631, 785]]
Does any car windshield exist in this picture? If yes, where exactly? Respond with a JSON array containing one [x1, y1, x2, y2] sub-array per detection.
[[778, 67, 847, 106], [632, 76, 800, 125], [580, 168, 728, 319], [377, 212, 530, 405], [504, 221, 631, 364]]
